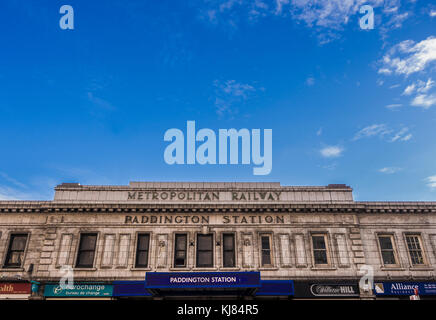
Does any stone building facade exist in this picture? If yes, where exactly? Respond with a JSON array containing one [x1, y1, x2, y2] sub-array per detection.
[[0, 182, 435, 299]]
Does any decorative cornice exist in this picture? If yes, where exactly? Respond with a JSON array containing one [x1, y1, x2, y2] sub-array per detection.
[[0, 201, 435, 214]]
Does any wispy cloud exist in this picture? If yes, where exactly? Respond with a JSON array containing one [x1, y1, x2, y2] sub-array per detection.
[[0, 172, 27, 189], [402, 78, 434, 95], [353, 124, 412, 142], [352, 124, 392, 141], [198, 0, 412, 44], [320, 145, 344, 158], [425, 175, 436, 189], [87, 92, 116, 111], [390, 127, 412, 142], [379, 37, 436, 76], [411, 94, 436, 109], [306, 77, 315, 86], [385, 103, 402, 110], [379, 37, 436, 110], [0, 184, 48, 201], [379, 167, 403, 174], [213, 79, 259, 117]]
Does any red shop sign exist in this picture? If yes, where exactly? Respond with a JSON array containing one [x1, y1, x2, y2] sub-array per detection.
[[0, 283, 31, 294]]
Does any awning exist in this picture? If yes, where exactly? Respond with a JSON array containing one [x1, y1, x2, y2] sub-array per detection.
[[113, 281, 152, 297], [145, 272, 261, 296], [255, 280, 294, 296]]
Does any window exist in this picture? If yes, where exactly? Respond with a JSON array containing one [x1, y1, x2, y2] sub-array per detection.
[[260, 235, 272, 266], [135, 234, 150, 268], [196, 234, 213, 268], [174, 234, 187, 267], [76, 233, 97, 268], [405, 235, 425, 265], [378, 235, 398, 265], [312, 234, 328, 265], [222, 233, 235, 267], [4, 234, 28, 268]]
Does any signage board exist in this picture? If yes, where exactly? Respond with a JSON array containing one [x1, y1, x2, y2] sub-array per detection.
[[0, 283, 31, 295], [294, 281, 360, 298], [374, 282, 436, 296], [113, 281, 152, 297], [44, 283, 113, 297], [145, 272, 261, 289], [255, 280, 294, 296]]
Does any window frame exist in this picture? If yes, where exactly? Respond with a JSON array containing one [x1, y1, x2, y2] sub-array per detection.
[[404, 233, 428, 266], [196, 233, 214, 268], [310, 233, 331, 266], [3, 233, 29, 269], [75, 232, 98, 268], [259, 233, 274, 267], [135, 233, 151, 268], [376, 233, 400, 267], [173, 233, 188, 268], [222, 233, 236, 268]]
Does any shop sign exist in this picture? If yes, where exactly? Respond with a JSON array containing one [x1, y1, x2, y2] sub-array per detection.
[[374, 282, 436, 296], [44, 283, 113, 297], [294, 281, 360, 298], [0, 283, 31, 295]]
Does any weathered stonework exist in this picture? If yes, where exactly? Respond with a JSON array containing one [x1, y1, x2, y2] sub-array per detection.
[[0, 182, 435, 299]]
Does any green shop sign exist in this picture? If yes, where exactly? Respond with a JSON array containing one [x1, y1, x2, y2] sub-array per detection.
[[44, 283, 113, 297]]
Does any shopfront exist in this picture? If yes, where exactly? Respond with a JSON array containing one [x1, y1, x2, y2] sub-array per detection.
[[0, 282, 32, 300], [113, 281, 153, 299], [140, 272, 295, 299], [293, 281, 360, 299], [374, 281, 436, 300], [43, 283, 113, 300], [145, 272, 261, 299]]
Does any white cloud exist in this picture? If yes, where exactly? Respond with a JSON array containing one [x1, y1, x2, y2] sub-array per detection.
[[385, 103, 402, 110], [0, 185, 45, 201], [378, 68, 392, 75], [430, 10, 436, 17], [390, 127, 412, 142], [0, 172, 27, 189], [379, 167, 403, 174], [411, 94, 436, 109], [213, 80, 257, 117], [379, 37, 436, 76], [306, 77, 315, 86], [199, 0, 409, 43], [353, 124, 412, 142], [87, 92, 115, 111], [352, 124, 391, 141], [403, 78, 434, 95], [425, 175, 436, 189], [320, 145, 343, 158], [402, 83, 415, 95]]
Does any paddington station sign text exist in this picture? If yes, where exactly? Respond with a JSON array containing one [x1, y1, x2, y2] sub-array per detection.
[[125, 215, 286, 224]]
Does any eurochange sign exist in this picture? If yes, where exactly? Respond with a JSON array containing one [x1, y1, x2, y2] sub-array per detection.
[[44, 283, 113, 297]]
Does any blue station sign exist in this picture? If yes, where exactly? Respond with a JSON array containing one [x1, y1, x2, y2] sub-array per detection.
[[374, 282, 436, 296], [145, 272, 261, 289]]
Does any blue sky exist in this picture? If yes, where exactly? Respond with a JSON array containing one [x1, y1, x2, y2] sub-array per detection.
[[0, 0, 435, 201]]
